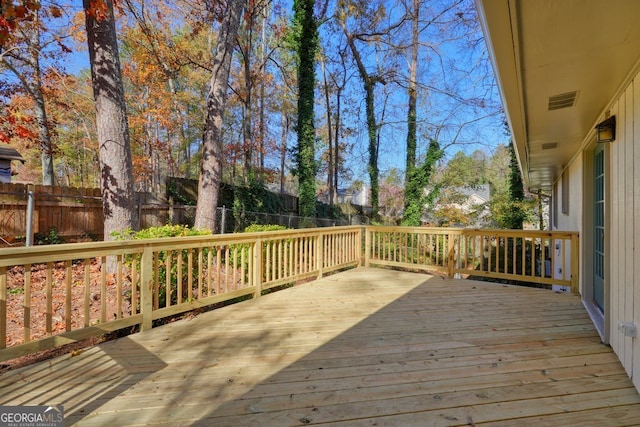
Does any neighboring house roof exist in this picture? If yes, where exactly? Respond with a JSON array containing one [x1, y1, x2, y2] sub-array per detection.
[[0, 146, 25, 163], [457, 185, 490, 203], [422, 185, 491, 227], [476, 0, 640, 191]]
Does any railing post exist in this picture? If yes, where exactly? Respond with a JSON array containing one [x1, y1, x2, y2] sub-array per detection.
[[357, 227, 363, 267], [364, 226, 371, 267], [140, 246, 154, 331], [447, 231, 455, 278], [571, 233, 580, 294], [0, 266, 6, 350], [253, 240, 263, 298], [316, 233, 323, 279]]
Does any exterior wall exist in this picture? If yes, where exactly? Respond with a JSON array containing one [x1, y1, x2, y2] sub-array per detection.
[[552, 157, 583, 290], [550, 69, 640, 388], [0, 160, 11, 183], [607, 76, 640, 384], [555, 159, 583, 233]]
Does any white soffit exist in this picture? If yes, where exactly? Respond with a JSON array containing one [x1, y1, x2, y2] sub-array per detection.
[[477, 0, 640, 190]]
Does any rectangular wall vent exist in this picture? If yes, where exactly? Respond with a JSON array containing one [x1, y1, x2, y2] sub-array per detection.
[[542, 142, 558, 150], [548, 91, 578, 110]]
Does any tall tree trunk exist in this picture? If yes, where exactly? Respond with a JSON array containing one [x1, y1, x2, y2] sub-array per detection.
[[405, 0, 419, 185], [537, 189, 544, 230], [241, 5, 254, 181], [332, 56, 345, 205], [33, 88, 54, 185], [294, 0, 318, 221], [259, 9, 268, 171], [280, 111, 288, 195], [321, 57, 334, 209], [84, 0, 137, 239], [402, 0, 420, 220], [122, 1, 193, 179], [25, 5, 53, 185], [29, 9, 54, 185], [194, 0, 245, 231], [1, 5, 56, 185], [364, 80, 379, 220], [242, 48, 253, 179], [342, 29, 382, 221]]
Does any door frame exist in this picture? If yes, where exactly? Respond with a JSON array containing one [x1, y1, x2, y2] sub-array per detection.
[[582, 142, 611, 343]]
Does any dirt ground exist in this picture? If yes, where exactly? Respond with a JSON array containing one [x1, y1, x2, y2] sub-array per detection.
[[1, 259, 132, 372]]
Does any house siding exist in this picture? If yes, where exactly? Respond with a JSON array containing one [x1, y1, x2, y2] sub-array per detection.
[[563, 158, 582, 286], [608, 76, 640, 382], [551, 69, 640, 386], [556, 158, 583, 233], [605, 74, 640, 384]]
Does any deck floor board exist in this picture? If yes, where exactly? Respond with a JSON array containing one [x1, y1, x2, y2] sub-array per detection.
[[1, 267, 638, 426]]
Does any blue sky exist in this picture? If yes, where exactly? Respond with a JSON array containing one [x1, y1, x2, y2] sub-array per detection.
[[10, 0, 508, 189]]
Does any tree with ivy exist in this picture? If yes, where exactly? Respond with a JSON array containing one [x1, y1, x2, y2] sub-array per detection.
[[504, 141, 528, 229], [292, 0, 318, 221], [401, 139, 443, 226], [488, 142, 531, 229]]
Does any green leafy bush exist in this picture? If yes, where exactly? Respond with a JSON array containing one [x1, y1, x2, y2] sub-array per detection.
[[34, 227, 65, 245], [226, 225, 290, 280], [111, 224, 211, 240], [243, 224, 288, 233], [113, 225, 212, 307]]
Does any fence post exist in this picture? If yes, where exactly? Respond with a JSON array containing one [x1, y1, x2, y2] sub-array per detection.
[[221, 206, 227, 234], [140, 246, 154, 331], [570, 233, 580, 294], [168, 196, 174, 224], [25, 184, 35, 247], [253, 240, 263, 298]]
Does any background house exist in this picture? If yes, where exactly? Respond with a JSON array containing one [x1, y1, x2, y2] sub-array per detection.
[[334, 185, 369, 206], [477, 0, 640, 390], [423, 184, 491, 228], [0, 146, 25, 183]]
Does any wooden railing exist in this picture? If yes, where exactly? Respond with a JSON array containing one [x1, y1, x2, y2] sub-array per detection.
[[0, 225, 579, 362], [364, 226, 579, 292], [0, 226, 362, 361]]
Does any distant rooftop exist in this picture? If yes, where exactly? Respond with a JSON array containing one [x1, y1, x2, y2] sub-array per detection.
[[458, 184, 490, 202], [0, 146, 25, 163]]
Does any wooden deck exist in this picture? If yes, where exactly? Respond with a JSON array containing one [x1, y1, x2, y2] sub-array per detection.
[[1, 267, 639, 426]]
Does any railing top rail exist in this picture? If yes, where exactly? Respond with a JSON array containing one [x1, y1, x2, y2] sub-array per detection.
[[461, 228, 579, 238], [365, 225, 466, 233], [0, 225, 364, 267], [364, 225, 578, 238]]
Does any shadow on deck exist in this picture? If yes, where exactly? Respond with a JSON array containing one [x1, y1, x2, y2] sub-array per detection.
[[1, 267, 638, 426]]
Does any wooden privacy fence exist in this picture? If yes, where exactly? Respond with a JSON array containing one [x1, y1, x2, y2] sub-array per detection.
[[0, 226, 362, 361], [0, 183, 103, 243], [0, 183, 173, 243], [364, 226, 579, 292]]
